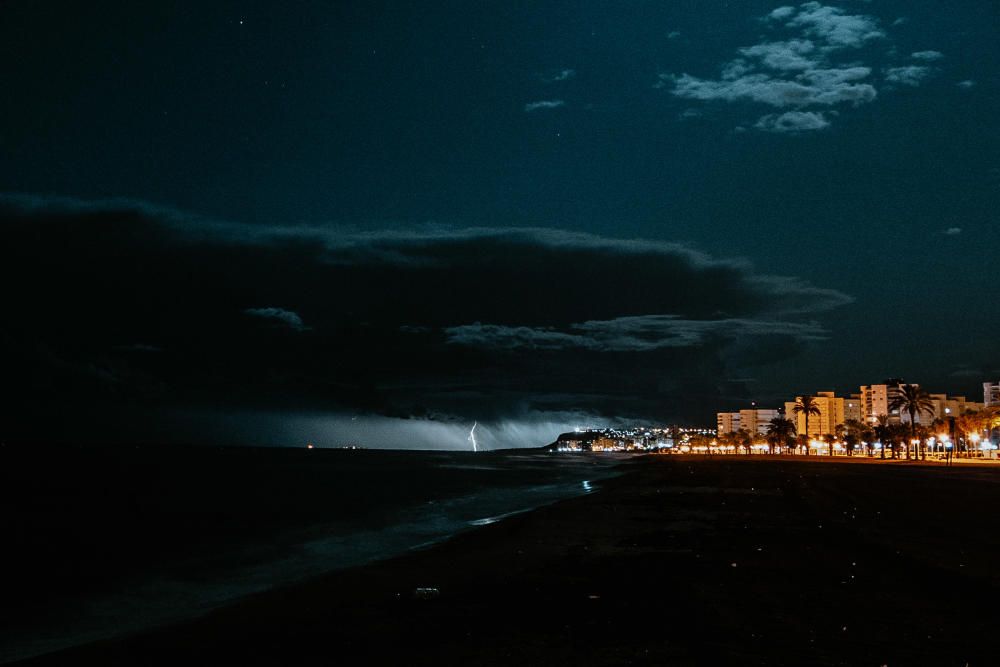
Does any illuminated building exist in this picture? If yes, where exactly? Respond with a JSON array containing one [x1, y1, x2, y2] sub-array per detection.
[[860, 380, 905, 424], [717, 409, 779, 436], [916, 394, 985, 423], [845, 394, 862, 422], [785, 391, 844, 438], [860, 381, 986, 426], [716, 412, 741, 435], [739, 409, 780, 436], [984, 382, 1000, 408]]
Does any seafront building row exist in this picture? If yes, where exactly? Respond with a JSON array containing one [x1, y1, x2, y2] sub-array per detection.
[[547, 381, 1000, 456], [717, 380, 996, 439]]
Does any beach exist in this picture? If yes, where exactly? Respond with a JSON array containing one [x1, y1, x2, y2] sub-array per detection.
[[16, 455, 1000, 666], [0, 446, 620, 663]]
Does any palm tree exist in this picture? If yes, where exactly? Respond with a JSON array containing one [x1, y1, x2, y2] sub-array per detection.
[[832, 423, 846, 457], [735, 428, 753, 455], [889, 384, 935, 461], [861, 424, 876, 457], [822, 432, 837, 457], [843, 419, 866, 457], [985, 407, 1000, 451], [929, 418, 947, 456], [874, 414, 891, 459], [956, 411, 982, 457], [793, 396, 821, 456], [766, 417, 796, 455], [915, 424, 931, 460], [886, 422, 910, 460]]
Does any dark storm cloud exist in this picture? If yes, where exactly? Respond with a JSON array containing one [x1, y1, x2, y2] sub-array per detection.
[[244, 307, 310, 332], [445, 317, 828, 353], [0, 195, 851, 441]]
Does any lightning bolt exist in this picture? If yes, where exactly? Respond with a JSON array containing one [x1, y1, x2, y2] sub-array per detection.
[[468, 421, 478, 452]]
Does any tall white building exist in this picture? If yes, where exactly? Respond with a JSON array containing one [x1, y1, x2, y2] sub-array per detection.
[[845, 394, 863, 423], [922, 394, 985, 422], [717, 409, 780, 436], [863, 383, 986, 426], [717, 412, 741, 435], [785, 392, 845, 438], [860, 380, 905, 424], [739, 408, 780, 436], [984, 382, 1000, 408]]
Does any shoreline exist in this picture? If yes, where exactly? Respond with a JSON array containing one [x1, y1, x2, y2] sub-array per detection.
[[17, 455, 1000, 666], [2, 451, 628, 665]]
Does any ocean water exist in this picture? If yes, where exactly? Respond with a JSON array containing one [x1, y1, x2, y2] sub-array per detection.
[[0, 447, 624, 663]]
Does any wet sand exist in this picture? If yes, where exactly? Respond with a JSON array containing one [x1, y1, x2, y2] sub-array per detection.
[[19, 456, 1000, 666]]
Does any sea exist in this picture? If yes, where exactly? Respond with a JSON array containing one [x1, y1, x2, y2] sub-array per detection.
[[0, 446, 625, 663]]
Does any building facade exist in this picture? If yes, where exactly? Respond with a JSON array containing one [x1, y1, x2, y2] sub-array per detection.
[[984, 382, 1000, 408], [739, 409, 780, 436], [717, 412, 741, 435], [845, 394, 863, 423], [918, 394, 985, 423], [860, 380, 905, 424], [785, 392, 845, 438], [717, 409, 780, 436]]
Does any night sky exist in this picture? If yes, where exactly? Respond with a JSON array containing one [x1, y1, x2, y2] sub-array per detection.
[[2, 1, 998, 447]]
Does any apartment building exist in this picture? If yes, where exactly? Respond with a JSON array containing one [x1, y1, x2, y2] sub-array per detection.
[[785, 391, 845, 438], [717, 408, 780, 436], [984, 382, 1000, 408], [860, 380, 905, 424]]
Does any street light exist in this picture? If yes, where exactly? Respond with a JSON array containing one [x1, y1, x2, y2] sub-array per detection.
[[969, 432, 981, 457]]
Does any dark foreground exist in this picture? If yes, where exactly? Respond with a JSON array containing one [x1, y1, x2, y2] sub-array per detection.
[[21, 457, 1000, 666]]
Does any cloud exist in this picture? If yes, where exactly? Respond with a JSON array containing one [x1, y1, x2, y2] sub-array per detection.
[[524, 100, 565, 112], [738, 40, 819, 71], [659, 3, 890, 132], [245, 307, 309, 332], [0, 194, 853, 441], [957, 80, 976, 89], [755, 111, 830, 133], [444, 324, 586, 351], [668, 31, 681, 39], [174, 409, 603, 451], [446, 316, 829, 353], [669, 72, 876, 108], [884, 65, 933, 86], [944, 227, 962, 236], [116, 343, 163, 353], [785, 2, 885, 48], [659, 3, 939, 133], [800, 66, 872, 86], [768, 6, 797, 21], [540, 69, 575, 83]]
